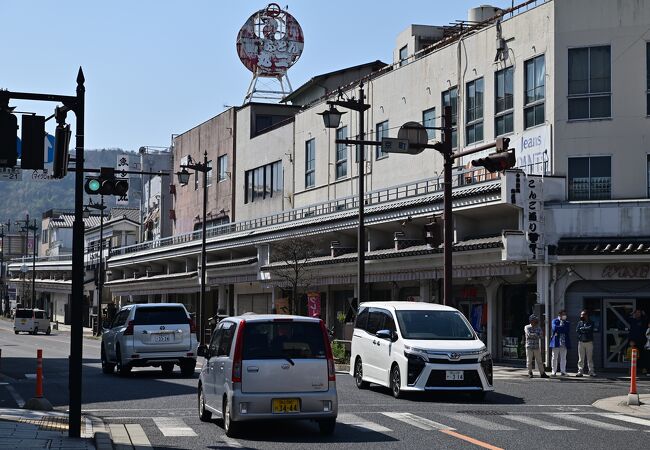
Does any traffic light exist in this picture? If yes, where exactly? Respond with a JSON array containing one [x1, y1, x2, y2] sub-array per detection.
[[21, 115, 46, 170], [52, 123, 71, 178], [424, 218, 443, 248], [471, 137, 515, 173], [85, 167, 129, 196], [0, 109, 18, 168]]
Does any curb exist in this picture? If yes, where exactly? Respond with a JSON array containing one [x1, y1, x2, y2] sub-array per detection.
[[94, 430, 114, 450], [592, 394, 650, 417]]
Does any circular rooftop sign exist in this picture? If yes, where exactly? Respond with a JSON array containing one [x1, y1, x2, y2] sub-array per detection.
[[236, 3, 304, 77]]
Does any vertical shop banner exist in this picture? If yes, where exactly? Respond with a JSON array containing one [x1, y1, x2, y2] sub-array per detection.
[[307, 291, 321, 318], [116, 155, 130, 206], [275, 297, 290, 314], [524, 175, 545, 260]]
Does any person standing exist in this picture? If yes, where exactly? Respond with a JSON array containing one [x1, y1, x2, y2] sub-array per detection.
[[576, 310, 596, 377], [524, 314, 549, 378], [550, 309, 570, 376], [629, 310, 648, 375]]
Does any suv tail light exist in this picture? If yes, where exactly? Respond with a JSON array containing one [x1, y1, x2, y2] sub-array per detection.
[[123, 320, 134, 336], [188, 317, 197, 334], [320, 320, 336, 382], [231, 320, 246, 383]]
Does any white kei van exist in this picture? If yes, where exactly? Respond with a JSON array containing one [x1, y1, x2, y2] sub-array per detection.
[[14, 309, 51, 335], [350, 302, 494, 400]]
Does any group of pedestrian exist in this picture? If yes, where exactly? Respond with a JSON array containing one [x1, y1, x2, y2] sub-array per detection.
[[628, 309, 650, 376], [524, 309, 597, 378]]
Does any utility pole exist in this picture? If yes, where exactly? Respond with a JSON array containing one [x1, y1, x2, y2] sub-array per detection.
[[15, 215, 37, 308]]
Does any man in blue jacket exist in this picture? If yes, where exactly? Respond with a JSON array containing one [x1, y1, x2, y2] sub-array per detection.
[[550, 309, 570, 376]]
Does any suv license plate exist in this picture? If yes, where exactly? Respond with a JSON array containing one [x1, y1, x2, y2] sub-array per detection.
[[272, 399, 300, 413], [446, 370, 464, 381], [153, 334, 171, 343]]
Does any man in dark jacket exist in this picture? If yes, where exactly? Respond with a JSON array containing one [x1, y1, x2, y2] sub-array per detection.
[[576, 310, 596, 377]]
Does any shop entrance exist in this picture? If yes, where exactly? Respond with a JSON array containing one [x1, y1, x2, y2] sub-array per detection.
[[603, 299, 635, 369]]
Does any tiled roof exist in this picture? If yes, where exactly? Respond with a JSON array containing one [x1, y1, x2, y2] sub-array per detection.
[[556, 237, 650, 255], [206, 257, 258, 269], [50, 214, 102, 228], [110, 207, 140, 223]]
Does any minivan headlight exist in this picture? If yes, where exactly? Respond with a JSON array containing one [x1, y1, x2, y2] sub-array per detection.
[[404, 351, 427, 385], [480, 353, 493, 385]]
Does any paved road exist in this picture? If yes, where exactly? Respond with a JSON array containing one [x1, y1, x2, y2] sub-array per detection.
[[2, 317, 650, 449]]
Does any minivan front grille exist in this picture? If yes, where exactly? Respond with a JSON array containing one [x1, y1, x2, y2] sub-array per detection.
[[427, 358, 479, 365], [426, 370, 482, 388]]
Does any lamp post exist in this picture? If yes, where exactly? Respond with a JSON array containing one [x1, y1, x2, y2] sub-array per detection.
[[176, 151, 211, 344], [319, 82, 371, 305], [84, 197, 107, 336]]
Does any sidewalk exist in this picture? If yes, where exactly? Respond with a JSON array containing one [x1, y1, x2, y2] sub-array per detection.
[[54, 323, 96, 338], [0, 408, 112, 450], [593, 394, 650, 417]]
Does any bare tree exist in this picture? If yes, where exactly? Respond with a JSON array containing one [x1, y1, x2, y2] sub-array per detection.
[[267, 237, 321, 315]]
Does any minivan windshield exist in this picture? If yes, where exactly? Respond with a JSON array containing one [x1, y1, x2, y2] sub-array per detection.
[[15, 309, 33, 319], [242, 321, 326, 360], [395, 310, 475, 340]]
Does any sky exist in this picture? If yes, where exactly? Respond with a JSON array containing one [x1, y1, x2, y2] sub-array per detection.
[[1, 0, 516, 151]]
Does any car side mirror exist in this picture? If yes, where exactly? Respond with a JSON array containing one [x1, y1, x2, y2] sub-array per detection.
[[197, 345, 209, 358], [390, 330, 399, 342], [376, 329, 393, 341]]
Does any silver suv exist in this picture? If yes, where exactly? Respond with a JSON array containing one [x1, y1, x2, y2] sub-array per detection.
[[197, 315, 338, 437], [101, 303, 199, 376]]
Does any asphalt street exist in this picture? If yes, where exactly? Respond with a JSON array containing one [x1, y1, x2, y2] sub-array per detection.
[[1, 317, 649, 450]]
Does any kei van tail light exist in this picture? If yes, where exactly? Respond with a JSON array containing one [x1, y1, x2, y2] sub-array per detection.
[[320, 320, 336, 382]]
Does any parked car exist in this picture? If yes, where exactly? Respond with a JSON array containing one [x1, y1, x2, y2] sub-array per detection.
[[197, 314, 338, 437], [100, 303, 198, 376], [350, 301, 494, 400], [14, 308, 51, 335]]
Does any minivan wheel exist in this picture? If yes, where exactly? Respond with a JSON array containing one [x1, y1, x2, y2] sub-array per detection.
[[101, 346, 115, 374], [318, 418, 336, 435], [223, 397, 240, 437], [198, 386, 212, 422], [32, 327, 38, 335], [116, 348, 131, 376], [354, 358, 369, 389], [390, 364, 403, 399], [45, 327, 51, 335], [161, 362, 174, 375]]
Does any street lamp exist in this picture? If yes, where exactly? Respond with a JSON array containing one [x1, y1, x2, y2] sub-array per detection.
[[320, 83, 371, 305], [176, 151, 211, 344], [84, 197, 107, 336]]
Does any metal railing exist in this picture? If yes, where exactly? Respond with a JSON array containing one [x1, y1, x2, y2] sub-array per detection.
[[111, 166, 503, 257]]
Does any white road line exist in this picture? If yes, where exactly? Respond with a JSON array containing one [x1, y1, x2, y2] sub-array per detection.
[[549, 413, 634, 431], [438, 413, 516, 430], [125, 423, 152, 448], [337, 413, 393, 433], [502, 415, 577, 430], [108, 424, 131, 446], [221, 436, 244, 448], [4, 384, 24, 408], [598, 413, 650, 428], [152, 417, 197, 437], [381, 412, 454, 431]]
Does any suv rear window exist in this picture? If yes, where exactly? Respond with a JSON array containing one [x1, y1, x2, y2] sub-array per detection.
[[242, 321, 326, 360], [15, 309, 32, 318], [134, 307, 188, 325]]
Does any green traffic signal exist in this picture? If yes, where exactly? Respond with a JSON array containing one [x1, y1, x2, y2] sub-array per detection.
[[85, 178, 102, 195]]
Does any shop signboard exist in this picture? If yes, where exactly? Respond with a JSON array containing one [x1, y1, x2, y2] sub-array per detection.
[[307, 291, 321, 318], [274, 297, 290, 314], [516, 124, 551, 175], [524, 174, 545, 260]]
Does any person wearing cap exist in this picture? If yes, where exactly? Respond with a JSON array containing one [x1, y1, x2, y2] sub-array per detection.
[[550, 309, 571, 376], [576, 310, 596, 377], [524, 314, 548, 378]]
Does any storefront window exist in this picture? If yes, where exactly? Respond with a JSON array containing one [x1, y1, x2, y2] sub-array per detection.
[[500, 284, 537, 360]]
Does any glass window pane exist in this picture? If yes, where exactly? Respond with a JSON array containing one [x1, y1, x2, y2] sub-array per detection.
[[535, 55, 545, 99], [534, 104, 545, 126], [568, 48, 589, 95], [590, 46, 611, 93], [525, 59, 535, 104], [495, 116, 504, 137], [568, 157, 589, 178], [265, 164, 272, 198], [590, 95, 611, 118], [525, 106, 535, 128], [423, 108, 435, 140], [475, 121, 483, 142], [590, 156, 611, 177], [647, 43, 650, 90], [505, 67, 514, 109], [568, 98, 589, 120], [504, 112, 513, 134]]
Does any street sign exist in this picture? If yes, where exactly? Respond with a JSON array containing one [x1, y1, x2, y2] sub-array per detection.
[[381, 138, 413, 154], [0, 167, 22, 181], [116, 155, 130, 205]]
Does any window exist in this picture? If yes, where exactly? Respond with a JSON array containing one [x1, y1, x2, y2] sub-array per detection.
[[441, 87, 458, 148], [524, 55, 545, 129], [241, 321, 326, 360], [495, 67, 514, 136], [422, 108, 436, 141], [466, 78, 484, 144], [217, 154, 228, 182], [375, 120, 389, 159], [355, 307, 369, 330], [395, 310, 475, 340], [568, 46, 611, 120], [399, 45, 408, 67], [244, 161, 282, 203], [217, 321, 236, 357], [305, 138, 315, 188], [366, 308, 384, 335], [335, 126, 348, 179], [568, 156, 611, 200], [133, 306, 189, 325], [42, 229, 48, 244], [647, 43, 650, 115], [253, 113, 291, 136], [209, 323, 223, 356], [206, 161, 212, 187]]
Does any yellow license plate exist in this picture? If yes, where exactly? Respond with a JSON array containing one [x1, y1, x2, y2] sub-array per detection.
[[272, 399, 300, 414]]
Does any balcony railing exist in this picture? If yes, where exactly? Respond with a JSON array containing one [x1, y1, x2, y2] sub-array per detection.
[[111, 166, 503, 257]]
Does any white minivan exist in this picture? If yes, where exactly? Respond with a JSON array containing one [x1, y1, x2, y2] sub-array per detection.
[[14, 308, 51, 335], [350, 302, 494, 400]]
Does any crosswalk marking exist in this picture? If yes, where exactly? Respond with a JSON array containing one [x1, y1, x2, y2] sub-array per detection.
[[439, 413, 516, 430], [501, 414, 577, 430], [550, 414, 634, 431], [152, 417, 197, 437], [598, 413, 650, 428], [125, 423, 152, 447], [338, 413, 393, 433], [382, 412, 454, 431]]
